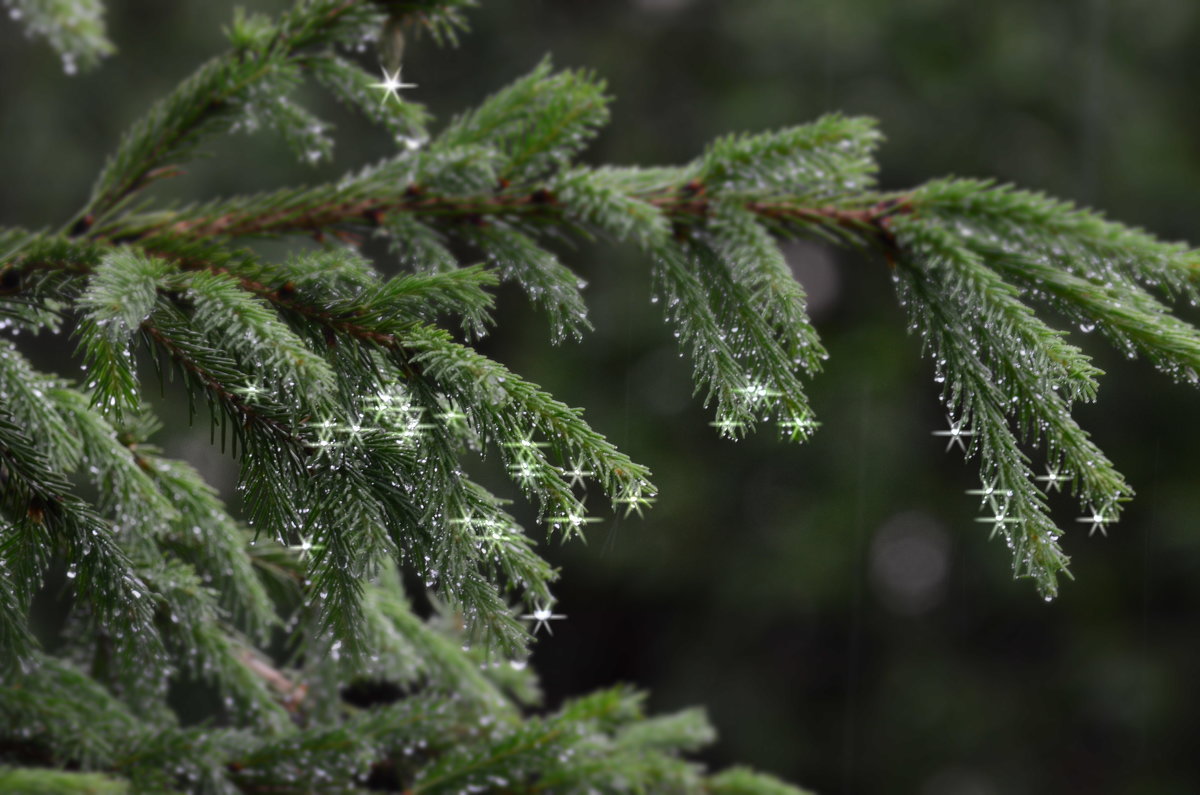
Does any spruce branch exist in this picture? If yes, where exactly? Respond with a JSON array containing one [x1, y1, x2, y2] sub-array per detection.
[[2, 0, 115, 74], [0, 409, 161, 671]]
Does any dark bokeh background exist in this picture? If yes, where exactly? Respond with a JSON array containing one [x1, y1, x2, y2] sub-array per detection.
[[3, 1, 1200, 793]]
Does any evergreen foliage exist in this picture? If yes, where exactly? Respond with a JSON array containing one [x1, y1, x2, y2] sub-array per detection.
[[1, 0, 1198, 792]]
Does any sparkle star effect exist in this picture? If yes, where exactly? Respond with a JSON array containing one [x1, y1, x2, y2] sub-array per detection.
[[310, 417, 340, 452], [370, 65, 416, 107], [364, 387, 412, 422], [436, 407, 467, 426], [235, 381, 267, 402], [709, 417, 746, 437], [561, 462, 594, 490], [508, 460, 540, 484], [545, 512, 601, 534], [736, 382, 781, 407], [975, 507, 1018, 539], [933, 414, 975, 453], [1036, 464, 1069, 493], [392, 409, 435, 447], [504, 436, 549, 457], [340, 422, 367, 445], [468, 518, 514, 550], [779, 414, 819, 441], [522, 603, 566, 636], [614, 492, 656, 518], [1076, 504, 1115, 537], [966, 478, 1012, 511], [288, 536, 323, 561]]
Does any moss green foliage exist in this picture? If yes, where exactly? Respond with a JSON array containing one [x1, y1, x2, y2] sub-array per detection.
[[1, 0, 1198, 792], [1, 0, 114, 74]]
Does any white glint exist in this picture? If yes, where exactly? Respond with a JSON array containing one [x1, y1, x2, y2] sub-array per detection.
[[708, 417, 745, 436], [436, 407, 467, 425], [311, 417, 340, 451], [521, 603, 565, 636], [545, 513, 600, 533], [370, 66, 416, 107], [448, 511, 476, 528], [507, 460, 539, 484], [465, 516, 512, 550], [504, 436, 549, 457], [778, 414, 817, 441], [232, 378, 269, 403], [561, 462, 594, 490], [1076, 504, 1114, 537], [614, 492, 655, 518], [965, 479, 999, 508], [974, 508, 1017, 540], [1036, 464, 1069, 493], [966, 479, 1012, 514], [736, 382, 780, 407], [932, 414, 974, 453], [289, 536, 322, 561]]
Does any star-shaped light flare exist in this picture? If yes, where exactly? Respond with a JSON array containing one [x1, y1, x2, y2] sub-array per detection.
[[615, 492, 656, 518], [966, 478, 1011, 511], [370, 65, 416, 107], [779, 414, 818, 441], [1036, 464, 1069, 493], [709, 417, 745, 437], [933, 414, 975, 453], [975, 508, 1017, 540], [545, 512, 601, 534], [736, 382, 781, 407], [521, 602, 566, 636], [436, 407, 467, 426], [289, 535, 323, 561], [1076, 504, 1115, 537], [561, 462, 594, 490]]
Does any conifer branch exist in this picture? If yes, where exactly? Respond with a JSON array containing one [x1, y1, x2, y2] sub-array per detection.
[[2, 0, 115, 74]]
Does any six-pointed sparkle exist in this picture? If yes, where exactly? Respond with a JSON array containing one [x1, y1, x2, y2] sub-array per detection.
[[966, 478, 1004, 509], [736, 382, 781, 407], [779, 414, 818, 441], [709, 417, 745, 436], [933, 414, 975, 453], [370, 65, 416, 107], [522, 603, 566, 636], [508, 460, 539, 484], [1076, 504, 1115, 537], [289, 535, 322, 561], [1036, 464, 1069, 493], [975, 508, 1017, 539], [436, 407, 467, 426], [504, 436, 549, 456], [235, 381, 267, 402], [561, 462, 594, 490], [615, 492, 656, 518], [545, 512, 601, 533]]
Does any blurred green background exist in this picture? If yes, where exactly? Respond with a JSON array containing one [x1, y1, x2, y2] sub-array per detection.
[[3, 1, 1200, 792]]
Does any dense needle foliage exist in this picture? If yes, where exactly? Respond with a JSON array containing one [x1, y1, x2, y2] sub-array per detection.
[[1, 1, 1198, 792]]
